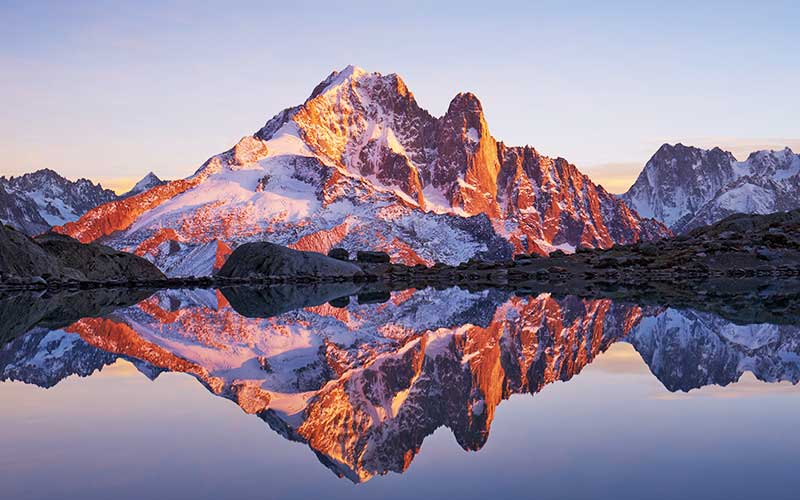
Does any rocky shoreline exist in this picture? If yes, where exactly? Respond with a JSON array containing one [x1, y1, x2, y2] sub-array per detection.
[[2, 210, 799, 303]]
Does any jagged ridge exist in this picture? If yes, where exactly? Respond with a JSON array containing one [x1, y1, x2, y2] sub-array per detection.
[[622, 143, 800, 232], [54, 66, 668, 275]]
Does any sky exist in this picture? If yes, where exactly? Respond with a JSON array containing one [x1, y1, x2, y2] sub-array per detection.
[[1, 0, 798, 194]]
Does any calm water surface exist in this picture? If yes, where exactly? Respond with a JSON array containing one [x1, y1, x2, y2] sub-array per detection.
[[1, 286, 799, 500]]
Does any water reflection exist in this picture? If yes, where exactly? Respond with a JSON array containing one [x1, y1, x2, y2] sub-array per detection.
[[1, 285, 799, 483]]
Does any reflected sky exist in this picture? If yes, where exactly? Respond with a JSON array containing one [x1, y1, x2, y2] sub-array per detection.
[[1, 286, 799, 500]]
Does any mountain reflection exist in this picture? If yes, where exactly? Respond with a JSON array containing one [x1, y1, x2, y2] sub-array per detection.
[[2, 285, 800, 482]]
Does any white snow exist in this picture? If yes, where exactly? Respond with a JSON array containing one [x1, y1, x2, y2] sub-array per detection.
[[534, 240, 576, 254], [318, 65, 367, 95], [264, 122, 317, 158], [714, 183, 774, 213]]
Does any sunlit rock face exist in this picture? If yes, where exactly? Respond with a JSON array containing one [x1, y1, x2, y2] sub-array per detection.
[[3, 286, 799, 483], [54, 66, 667, 275]]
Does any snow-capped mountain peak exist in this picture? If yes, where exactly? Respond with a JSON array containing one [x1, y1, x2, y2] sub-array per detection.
[[121, 172, 165, 198], [0, 169, 117, 235], [53, 66, 668, 275], [622, 144, 800, 232]]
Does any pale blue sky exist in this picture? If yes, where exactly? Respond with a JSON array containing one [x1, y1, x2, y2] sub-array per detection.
[[1, 0, 798, 192]]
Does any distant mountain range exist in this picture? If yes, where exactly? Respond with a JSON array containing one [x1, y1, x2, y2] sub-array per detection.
[[0, 170, 164, 235], [3, 67, 797, 274], [622, 143, 800, 233], [0, 169, 117, 235]]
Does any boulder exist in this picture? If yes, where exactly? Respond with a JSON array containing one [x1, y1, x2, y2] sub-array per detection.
[[0, 224, 74, 279], [327, 247, 350, 261], [356, 251, 391, 264], [217, 242, 363, 279]]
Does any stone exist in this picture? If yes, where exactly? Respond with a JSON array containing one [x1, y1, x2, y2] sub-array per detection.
[[217, 242, 363, 279], [327, 248, 350, 261], [356, 251, 391, 264]]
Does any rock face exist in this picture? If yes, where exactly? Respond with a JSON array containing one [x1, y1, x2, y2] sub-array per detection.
[[622, 143, 800, 232], [0, 224, 75, 279], [0, 224, 164, 282], [33, 232, 165, 281], [216, 242, 363, 278], [0, 169, 117, 235], [54, 66, 667, 275]]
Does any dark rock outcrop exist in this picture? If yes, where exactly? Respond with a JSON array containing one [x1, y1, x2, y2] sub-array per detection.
[[217, 242, 363, 279], [0, 224, 164, 282], [0, 224, 81, 279], [34, 232, 165, 281], [356, 250, 391, 264], [327, 247, 350, 261]]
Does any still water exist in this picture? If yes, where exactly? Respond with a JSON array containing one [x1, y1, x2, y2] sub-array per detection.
[[1, 286, 799, 500]]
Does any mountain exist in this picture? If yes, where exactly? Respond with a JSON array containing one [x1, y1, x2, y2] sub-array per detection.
[[0, 169, 117, 235], [120, 172, 166, 198], [622, 143, 800, 233], [54, 66, 668, 276]]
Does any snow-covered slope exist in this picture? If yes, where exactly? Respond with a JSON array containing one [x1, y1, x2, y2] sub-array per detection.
[[0, 169, 117, 235], [622, 144, 800, 232], [55, 66, 668, 275]]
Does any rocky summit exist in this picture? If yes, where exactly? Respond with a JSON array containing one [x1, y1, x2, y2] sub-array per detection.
[[0, 169, 117, 235], [53, 66, 668, 276], [622, 143, 800, 233]]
